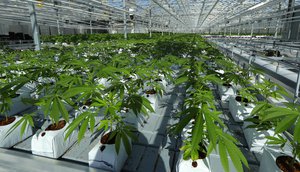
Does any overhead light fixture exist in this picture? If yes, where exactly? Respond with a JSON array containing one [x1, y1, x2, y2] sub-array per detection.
[[37, 0, 43, 8], [129, 8, 135, 20]]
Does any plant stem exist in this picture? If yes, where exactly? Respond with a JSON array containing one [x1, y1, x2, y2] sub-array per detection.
[[290, 142, 297, 169]]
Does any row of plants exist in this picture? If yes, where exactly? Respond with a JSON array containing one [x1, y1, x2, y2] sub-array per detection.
[[210, 41, 300, 172], [171, 44, 252, 172], [41, 33, 172, 44], [0, 34, 213, 170], [1, 33, 299, 171], [169, 35, 300, 172]]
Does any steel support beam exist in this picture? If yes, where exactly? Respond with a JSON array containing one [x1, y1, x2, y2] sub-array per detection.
[[251, 22, 254, 37], [151, 0, 185, 25], [28, 2, 40, 51], [54, 5, 61, 35], [238, 17, 241, 36], [198, 0, 219, 28], [196, 1, 205, 28], [149, 9, 152, 38], [123, 0, 127, 39], [287, 0, 295, 40]]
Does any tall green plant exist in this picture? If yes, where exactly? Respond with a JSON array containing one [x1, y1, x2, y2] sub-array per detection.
[[171, 54, 248, 172]]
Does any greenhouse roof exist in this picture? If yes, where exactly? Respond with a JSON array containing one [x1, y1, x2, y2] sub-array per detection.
[[0, 0, 294, 32]]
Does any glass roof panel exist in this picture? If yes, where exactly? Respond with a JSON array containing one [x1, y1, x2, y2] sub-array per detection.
[[0, 0, 291, 33]]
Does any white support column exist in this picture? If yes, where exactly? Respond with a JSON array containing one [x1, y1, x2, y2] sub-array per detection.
[[56, 20, 60, 35], [275, 20, 279, 38], [287, 0, 295, 40], [238, 17, 241, 36], [89, 6, 93, 34], [55, 8, 61, 35], [149, 9, 152, 38], [295, 70, 300, 98], [123, 0, 127, 39], [275, 3, 281, 38], [251, 22, 254, 37], [90, 20, 93, 34], [49, 26, 51, 35], [28, 2, 40, 51]]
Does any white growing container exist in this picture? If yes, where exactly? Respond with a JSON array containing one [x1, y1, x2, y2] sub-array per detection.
[[96, 78, 111, 88], [228, 96, 254, 122], [177, 122, 210, 172], [74, 105, 104, 128], [256, 74, 265, 84], [218, 84, 235, 96], [176, 152, 210, 172], [207, 148, 238, 172], [176, 147, 238, 172], [259, 146, 293, 172], [159, 79, 168, 91], [157, 74, 168, 90], [143, 93, 158, 111], [89, 132, 130, 172], [31, 120, 78, 159], [242, 121, 275, 158], [218, 84, 236, 109], [220, 94, 234, 109], [6, 83, 34, 116], [0, 116, 33, 148], [179, 124, 237, 172], [121, 109, 147, 128]]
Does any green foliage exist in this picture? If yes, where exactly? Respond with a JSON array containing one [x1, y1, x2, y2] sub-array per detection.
[[1, 34, 253, 171], [170, 46, 248, 172], [217, 130, 249, 172], [41, 33, 169, 44], [258, 101, 300, 161]]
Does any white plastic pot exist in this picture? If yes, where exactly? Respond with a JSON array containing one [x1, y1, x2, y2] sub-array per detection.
[[220, 94, 233, 109], [259, 146, 293, 172], [228, 96, 254, 122], [143, 93, 158, 111], [157, 74, 168, 90], [209, 149, 238, 172], [176, 147, 237, 172], [249, 76, 256, 85], [215, 69, 224, 75], [74, 105, 103, 128], [0, 116, 33, 148], [31, 120, 78, 159], [121, 109, 147, 127], [176, 152, 210, 172], [218, 84, 236, 109], [96, 78, 111, 88], [157, 79, 168, 91], [89, 132, 130, 171], [218, 84, 236, 96], [243, 121, 275, 157], [256, 74, 265, 84], [6, 94, 31, 116], [181, 120, 193, 140]]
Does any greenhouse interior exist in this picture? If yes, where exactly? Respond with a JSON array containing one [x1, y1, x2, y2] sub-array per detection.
[[1, 0, 300, 172]]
